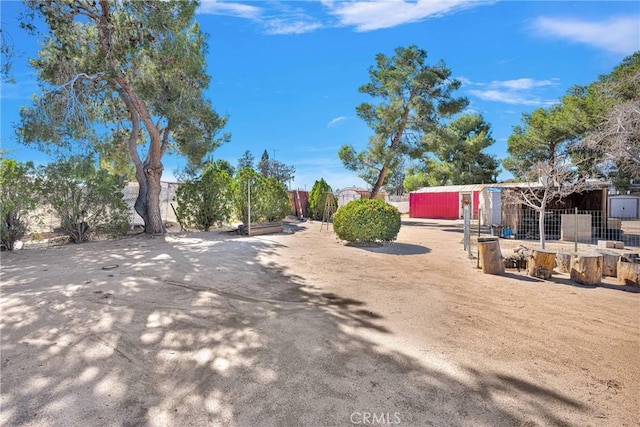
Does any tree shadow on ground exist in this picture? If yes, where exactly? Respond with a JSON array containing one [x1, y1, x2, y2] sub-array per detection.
[[1, 232, 595, 426]]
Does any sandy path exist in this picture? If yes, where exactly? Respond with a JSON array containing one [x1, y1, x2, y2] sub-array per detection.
[[1, 218, 638, 426]]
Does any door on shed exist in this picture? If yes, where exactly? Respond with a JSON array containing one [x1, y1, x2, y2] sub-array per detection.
[[610, 197, 639, 218]]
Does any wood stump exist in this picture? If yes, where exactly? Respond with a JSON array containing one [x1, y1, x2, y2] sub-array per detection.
[[556, 252, 574, 274], [617, 260, 639, 287], [478, 238, 504, 275], [595, 249, 620, 277], [570, 253, 603, 285], [527, 249, 556, 279]]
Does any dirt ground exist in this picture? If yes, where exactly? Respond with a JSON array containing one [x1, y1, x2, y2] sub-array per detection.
[[1, 218, 638, 427]]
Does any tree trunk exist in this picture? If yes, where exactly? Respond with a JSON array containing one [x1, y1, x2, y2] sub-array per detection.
[[617, 260, 639, 287], [538, 200, 546, 250], [370, 166, 389, 199], [478, 238, 504, 275], [570, 253, 603, 285], [556, 252, 574, 274], [134, 161, 165, 235], [528, 248, 556, 279], [595, 249, 619, 277]]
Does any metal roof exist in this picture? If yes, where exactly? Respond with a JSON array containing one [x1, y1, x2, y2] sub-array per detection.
[[411, 180, 608, 194]]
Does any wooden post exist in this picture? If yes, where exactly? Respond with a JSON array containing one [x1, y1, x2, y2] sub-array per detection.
[[478, 238, 504, 275], [595, 249, 620, 277], [570, 253, 603, 285], [528, 249, 556, 279], [617, 260, 639, 287], [556, 252, 574, 274]]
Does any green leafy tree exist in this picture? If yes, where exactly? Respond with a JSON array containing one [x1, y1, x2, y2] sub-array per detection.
[[175, 163, 232, 231], [420, 114, 499, 185], [232, 168, 262, 224], [17, 0, 229, 235], [258, 150, 270, 177], [503, 104, 583, 180], [38, 156, 130, 243], [0, 159, 38, 250], [307, 178, 334, 220], [339, 45, 468, 198], [1, 27, 15, 84], [575, 53, 640, 183], [237, 150, 255, 170], [257, 177, 290, 222], [384, 159, 406, 195], [403, 167, 431, 192], [504, 105, 589, 249], [333, 199, 401, 244], [232, 168, 290, 224]]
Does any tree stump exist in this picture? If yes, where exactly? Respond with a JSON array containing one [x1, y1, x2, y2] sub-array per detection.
[[617, 260, 639, 287], [527, 249, 556, 279], [595, 249, 620, 277], [478, 239, 505, 275], [555, 252, 574, 274], [570, 253, 603, 285]]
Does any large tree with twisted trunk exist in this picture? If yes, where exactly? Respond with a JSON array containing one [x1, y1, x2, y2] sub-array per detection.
[[17, 0, 228, 234], [339, 45, 468, 198]]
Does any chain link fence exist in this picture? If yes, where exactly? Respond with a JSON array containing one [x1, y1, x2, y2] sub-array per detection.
[[466, 207, 640, 259]]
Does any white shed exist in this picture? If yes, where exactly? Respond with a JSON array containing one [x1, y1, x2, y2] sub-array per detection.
[[609, 195, 640, 219]]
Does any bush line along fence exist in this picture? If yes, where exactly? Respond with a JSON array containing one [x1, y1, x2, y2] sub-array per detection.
[[464, 206, 640, 258], [20, 183, 316, 237]]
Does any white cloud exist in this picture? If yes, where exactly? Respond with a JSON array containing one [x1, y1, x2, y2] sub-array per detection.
[[327, 116, 347, 127], [532, 16, 640, 55], [494, 78, 555, 91], [464, 77, 559, 106], [324, 0, 492, 32], [468, 89, 545, 106], [198, 0, 262, 19], [263, 19, 322, 35], [198, 1, 320, 34]]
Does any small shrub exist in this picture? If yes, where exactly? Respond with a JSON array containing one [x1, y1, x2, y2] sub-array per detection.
[[232, 169, 290, 224], [333, 198, 401, 244], [232, 168, 262, 224], [257, 177, 290, 222], [38, 156, 130, 243], [175, 164, 232, 231], [0, 159, 38, 250], [307, 178, 334, 220]]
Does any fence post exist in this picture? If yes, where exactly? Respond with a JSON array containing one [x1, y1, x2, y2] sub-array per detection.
[[247, 179, 251, 237], [463, 204, 471, 257], [574, 207, 578, 253], [477, 208, 482, 268]]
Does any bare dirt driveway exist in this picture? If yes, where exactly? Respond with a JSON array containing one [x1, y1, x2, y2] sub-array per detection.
[[1, 218, 638, 427]]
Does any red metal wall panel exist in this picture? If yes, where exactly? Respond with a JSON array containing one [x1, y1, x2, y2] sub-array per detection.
[[410, 192, 460, 219]]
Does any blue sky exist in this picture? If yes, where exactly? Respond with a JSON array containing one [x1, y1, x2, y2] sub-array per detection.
[[1, 1, 639, 191]]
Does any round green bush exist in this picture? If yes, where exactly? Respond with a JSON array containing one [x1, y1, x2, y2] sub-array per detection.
[[333, 198, 401, 244]]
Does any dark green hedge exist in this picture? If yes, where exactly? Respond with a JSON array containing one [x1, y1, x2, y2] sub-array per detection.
[[333, 198, 400, 243]]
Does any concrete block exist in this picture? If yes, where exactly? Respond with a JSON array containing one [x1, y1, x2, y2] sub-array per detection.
[[614, 241, 625, 249], [597, 240, 616, 249]]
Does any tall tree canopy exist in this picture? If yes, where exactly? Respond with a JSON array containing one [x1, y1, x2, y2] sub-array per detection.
[[339, 45, 468, 198], [503, 104, 581, 181], [255, 149, 295, 187], [416, 113, 499, 186], [17, 0, 229, 234], [574, 52, 640, 184]]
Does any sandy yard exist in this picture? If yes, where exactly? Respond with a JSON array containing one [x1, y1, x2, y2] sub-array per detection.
[[1, 217, 638, 426]]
